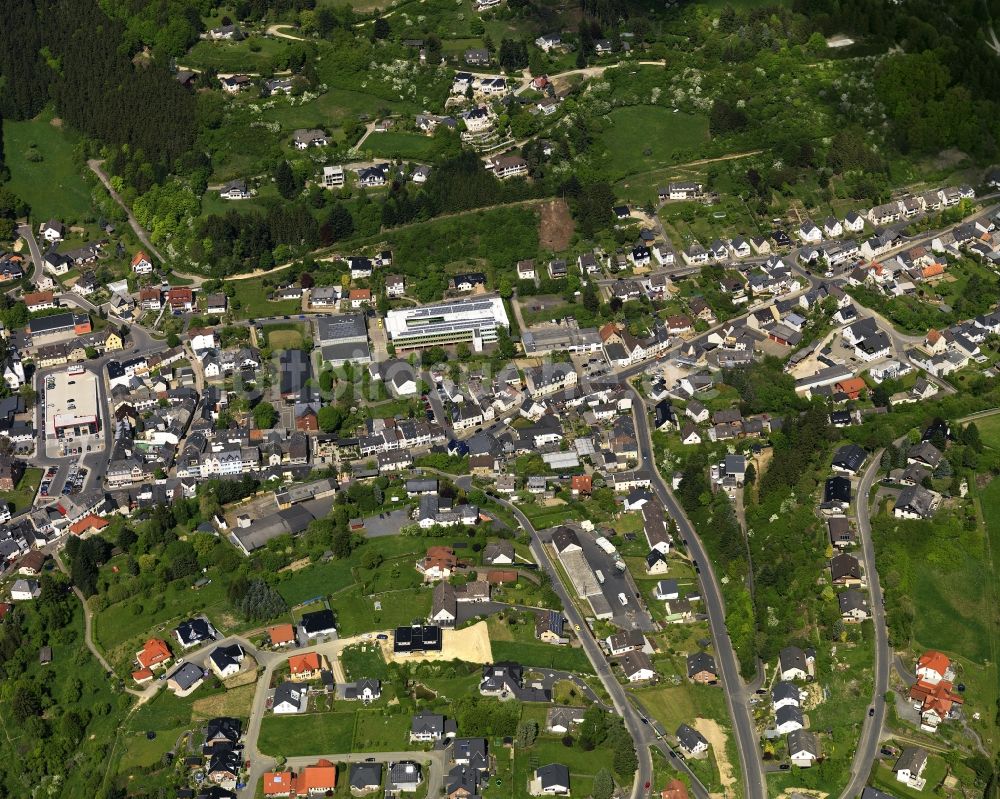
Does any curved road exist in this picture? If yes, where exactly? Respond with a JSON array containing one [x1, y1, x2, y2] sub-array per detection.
[[626, 387, 767, 799], [838, 451, 890, 799]]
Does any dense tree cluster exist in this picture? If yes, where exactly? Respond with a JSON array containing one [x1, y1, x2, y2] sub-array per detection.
[[227, 577, 289, 622], [0, 0, 198, 182]]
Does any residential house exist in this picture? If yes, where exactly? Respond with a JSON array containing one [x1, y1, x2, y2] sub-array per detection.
[[676, 724, 709, 756], [787, 729, 819, 767]]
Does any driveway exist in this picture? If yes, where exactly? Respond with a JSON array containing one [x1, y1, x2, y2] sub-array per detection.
[[360, 508, 411, 537]]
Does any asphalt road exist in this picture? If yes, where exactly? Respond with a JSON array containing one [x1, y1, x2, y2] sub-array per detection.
[[837, 451, 890, 799], [489, 493, 713, 799], [16, 223, 45, 288], [626, 387, 767, 799]]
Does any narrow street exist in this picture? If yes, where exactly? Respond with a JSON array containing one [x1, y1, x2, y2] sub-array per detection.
[[837, 450, 891, 799]]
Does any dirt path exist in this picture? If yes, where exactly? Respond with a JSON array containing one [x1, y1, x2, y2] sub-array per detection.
[[87, 159, 166, 265], [693, 718, 736, 795], [266, 24, 305, 41]]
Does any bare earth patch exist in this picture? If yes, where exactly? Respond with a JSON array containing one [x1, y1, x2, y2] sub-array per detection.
[[381, 619, 493, 664], [539, 198, 574, 251], [692, 718, 736, 795], [280, 557, 312, 573], [50, 117, 63, 128]]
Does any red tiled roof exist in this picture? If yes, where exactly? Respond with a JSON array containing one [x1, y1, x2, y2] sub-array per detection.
[[69, 514, 109, 536], [132, 668, 154, 683], [289, 652, 321, 675], [268, 623, 295, 645], [299, 759, 336, 793], [917, 650, 950, 677], [137, 637, 172, 669]]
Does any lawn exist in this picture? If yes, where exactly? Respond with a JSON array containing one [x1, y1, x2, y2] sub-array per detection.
[[0, 467, 42, 514], [277, 536, 429, 606], [363, 131, 439, 161], [230, 275, 299, 319], [335, 587, 432, 636], [633, 683, 730, 732], [969, 412, 1000, 450], [3, 107, 94, 221], [519, 503, 588, 529], [257, 711, 356, 756], [598, 106, 710, 181], [184, 36, 295, 73], [352, 712, 412, 751], [490, 641, 594, 674], [871, 757, 949, 799], [341, 642, 390, 681], [507, 736, 615, 799], [263, 322, 306, 350]]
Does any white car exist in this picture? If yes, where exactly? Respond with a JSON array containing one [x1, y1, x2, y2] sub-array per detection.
[[618, 592, 628, 606]]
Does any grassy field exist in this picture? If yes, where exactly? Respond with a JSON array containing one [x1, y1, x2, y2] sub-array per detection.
[[184, 36, 295, 73], [519, 502, 589, 529], [634, 683, 730, 732], [969, 412, 1000, 449], [263, 321, 307, 349], [598, 106, 710, 181], [257, 711, 356, 756], [191, 682, 257, 720], [93, 576, 233, 664], [341, 642, 390, 681], [3, 107, 94, 220], [230, 275, 299, 319], [335, 587, 432, 636], [364, 131, 439, 161], [277, 536, 428, 606], [0, 467, 42, 514], [490, 641, 594, 674], [352, 712, 412, 751]]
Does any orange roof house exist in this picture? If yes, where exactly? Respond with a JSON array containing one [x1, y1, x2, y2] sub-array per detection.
[[263, 770, 297, 797], [268, 623, 296, 647], [69, 514, 110, 536], [136, 637, 173, 670], [833, 378, 867, 400], [421, 545, 457, 574], [571, 474, 593, 495], [916, 650, 952, 684], [288, 652, 322, 678], [131, 668, 154, 684], [299, 759, 337, 794], [349, 288, 372, 303], [661, 780, 689, 799], [599, 321, 623, 343], [921, 263, 945, 279], [909, 679, 964, 726]]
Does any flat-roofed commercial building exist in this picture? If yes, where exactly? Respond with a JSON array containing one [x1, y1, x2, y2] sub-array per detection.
[[45, 369, 100, 440], [385, 296, 509, 352], [316, 313, 371, 367], [26, 312, 92, 347]]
